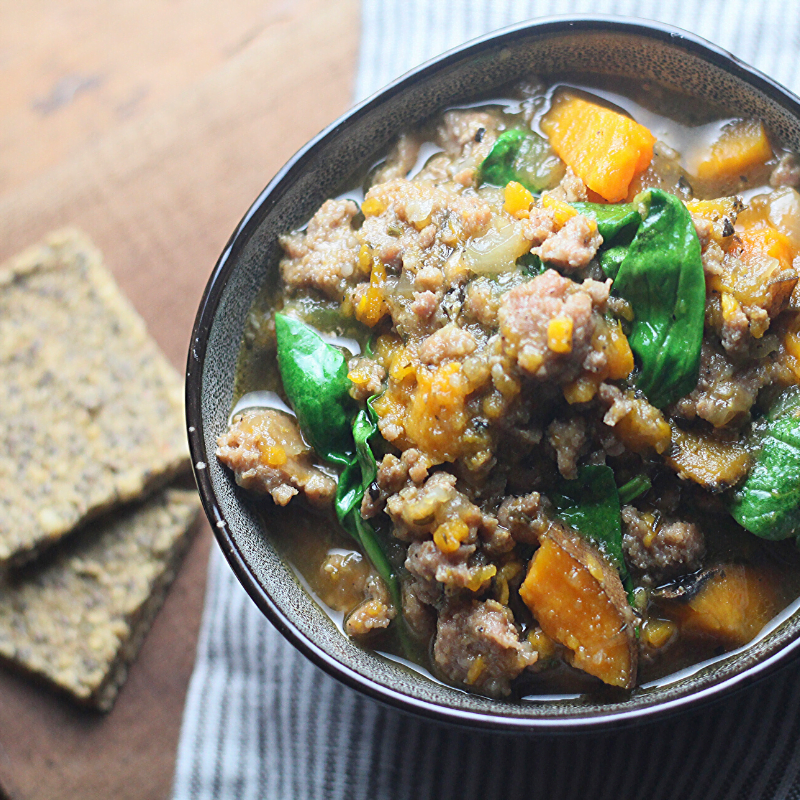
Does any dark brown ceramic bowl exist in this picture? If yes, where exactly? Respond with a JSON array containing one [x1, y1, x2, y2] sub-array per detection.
[[187, 16, 800, 732]]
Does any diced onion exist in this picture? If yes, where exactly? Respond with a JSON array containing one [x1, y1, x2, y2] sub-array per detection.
[[462, 219, 530, 275], [767, 187, 800, 249]]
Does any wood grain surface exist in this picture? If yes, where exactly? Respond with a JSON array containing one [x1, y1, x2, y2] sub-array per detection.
[[0, 1, 359, 797]]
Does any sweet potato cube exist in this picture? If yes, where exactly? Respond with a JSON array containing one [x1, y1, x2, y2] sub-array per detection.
[[541, 91, 656, 203], [665, 428, 751, 490], [677, 565, 778, 646], [519, 525, 637, 689], [694, 119, 773, 182], [708, 224, 798, 321]]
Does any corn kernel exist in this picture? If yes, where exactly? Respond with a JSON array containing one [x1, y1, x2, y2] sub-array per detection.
[[606, 322, 635, 379], [389, 347, 416, 382], [358, 244, 373, 273], [361, 196, 385, 216], [547, 317, 573, 353], [465, 655, 486, 685], [260, 443, 287, 467], [433, 519, 470, 554], [355, 261, 389, 327], [641, 511, 658, 547], [466, 564, 497, 592], [643, 619, 677, 649], [355, 286, 387, 327], [347, 366, 372, 387], [563, 376, 598, 404], [721, 292, 741, 323], [518, 350, 544, 374], [585, 555, 605, 583], [503, 180, 534, 217], [542, 194, 578, 227], [370, 260, 387, 287], [482, 391, 505, 420]]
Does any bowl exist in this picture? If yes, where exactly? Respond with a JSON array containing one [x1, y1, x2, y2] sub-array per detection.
[[187, 16, 800, 732]]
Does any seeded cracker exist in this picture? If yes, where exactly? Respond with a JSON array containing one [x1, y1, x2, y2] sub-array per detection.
[[0, 488, 200, 709], [0, 229, 189, 565]]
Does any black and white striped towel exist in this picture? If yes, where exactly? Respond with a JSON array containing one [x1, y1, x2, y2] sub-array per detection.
[[173, 3, 800, 798]]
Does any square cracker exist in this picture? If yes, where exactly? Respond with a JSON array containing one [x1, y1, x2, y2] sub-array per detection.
[[0, 229, 189, 565], [0, 487, 200, 710]]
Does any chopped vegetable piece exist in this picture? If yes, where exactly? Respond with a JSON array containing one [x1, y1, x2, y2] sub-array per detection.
[[729, 388, 800, 539], [686, 196, 743, 244], [602, 320, 635, 380], [335, 405, 401, 615], [673, 564, 777, 645], [613, 189, 705, 408], [609, 391, 673, 455], [641, 618, 677, 650], [708, 224, 798, 325], [565, 201, 642, 279], [541, 194, 578, 227], [617, 475, 651, 505], [355, 261, 389, 327], [541, 91, 656, 202], [516, 252, 544, 275], [550, 465, 630, 589], [570, 201, 642, 242], [503, 181, 534, 217], [519, 524, 637, 688], [694, 119, 773, 182], [274, 314, 356, 464], [666, 428, 751, 492], [480, 129, 563, 194]]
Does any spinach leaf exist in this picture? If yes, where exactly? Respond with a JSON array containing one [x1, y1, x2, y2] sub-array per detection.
[[335, 405, 401, 602], [274, 313, 356, 464], [613, 189, 705, 409], [570, 202, 642, 243], [567, 202, 641, 279], [729, 389, 800, 540], [598, 244, 629, 280], [516, 252, 545, 276], [617, 475, 651, 505], [480, 129, 561, 194], [550, 465, 631, 589], [274, 317, 403, 628]]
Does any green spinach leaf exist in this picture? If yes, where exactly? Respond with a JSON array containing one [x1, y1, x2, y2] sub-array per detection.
[[613, 189, 705, 408], [569, 202, 642, 243], [480, 129, 561, 194], [617, 475, 651, 505], [516, 252, 545, 276], [550, 465, 631, 589], [335, 404, 402, 622], [274, 317, 403, 629], [729, 388, 800, 540], [274, 313, 356, 464], [567, 202, 642, 279]]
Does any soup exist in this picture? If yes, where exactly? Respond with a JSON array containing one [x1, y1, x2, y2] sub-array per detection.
[[217, 75, 800, 699]]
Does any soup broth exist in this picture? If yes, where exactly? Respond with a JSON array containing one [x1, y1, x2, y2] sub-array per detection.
[[220, 74, 800, 699]]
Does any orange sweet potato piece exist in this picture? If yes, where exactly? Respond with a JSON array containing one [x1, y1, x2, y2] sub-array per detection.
[[665, 427, 751, 490], [541, 91, 656, 203], [519, 524, 637, 689], [707, 223, 798, 322], [694, 119, 773, 182], [675, 564, 778, 646]]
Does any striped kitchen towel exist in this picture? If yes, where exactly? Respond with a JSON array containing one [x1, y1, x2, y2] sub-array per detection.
[[173, 2, 800, 798]]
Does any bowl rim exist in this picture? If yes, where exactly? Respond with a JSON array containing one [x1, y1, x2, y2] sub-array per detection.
[[186, 14, 800, 732]]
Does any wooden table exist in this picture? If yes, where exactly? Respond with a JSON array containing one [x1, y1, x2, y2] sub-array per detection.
[[0, 2, 358, 797]]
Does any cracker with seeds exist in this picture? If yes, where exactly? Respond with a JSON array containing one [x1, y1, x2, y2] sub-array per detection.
[[0, 488, 200, 710], [0, 229, 189, 565]]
